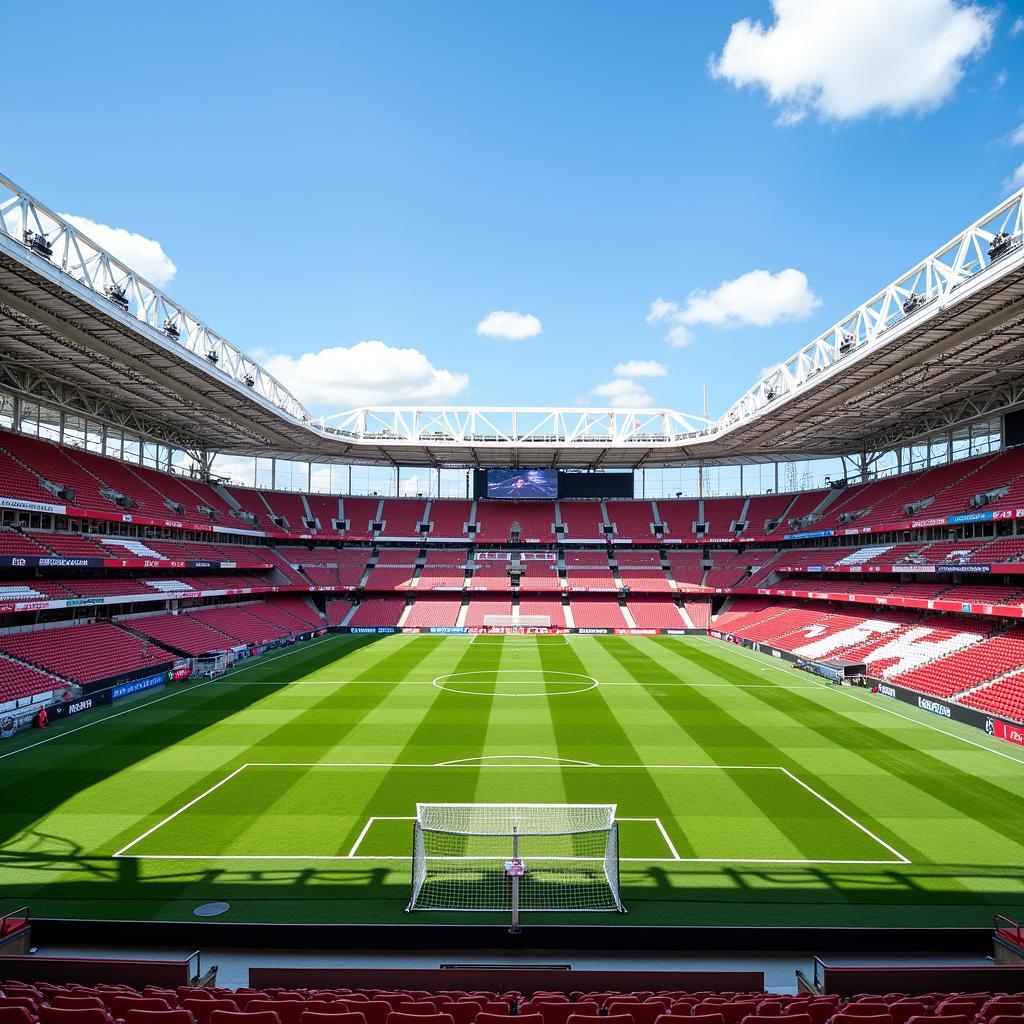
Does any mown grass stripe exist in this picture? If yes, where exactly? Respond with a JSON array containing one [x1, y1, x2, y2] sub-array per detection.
[[606, 636, 883, 866], [541, 637, 702, 860]]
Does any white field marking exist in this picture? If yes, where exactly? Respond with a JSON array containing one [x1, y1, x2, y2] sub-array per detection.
[[651, 816, 682, 860], [108, 854, 904, 864], [701, 635, 1024, 769], [777, 767, 909, 864], [113, 764, 250, 857], [231, 679, 813, 689], [346, 815, 413, 857], [347, 813, 675, 859], [432, 669, 599, 697], [0, 631, 345, 764], [113, 761, 905, 865], [434, 754, 599, 767]]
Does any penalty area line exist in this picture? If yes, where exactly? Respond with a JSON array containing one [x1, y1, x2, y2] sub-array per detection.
[[113, 763, 253, 857], [776, 767, 910, 864]]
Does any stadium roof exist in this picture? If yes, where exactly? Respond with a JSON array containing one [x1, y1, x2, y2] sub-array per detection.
[[1, 171, 1023, 469]]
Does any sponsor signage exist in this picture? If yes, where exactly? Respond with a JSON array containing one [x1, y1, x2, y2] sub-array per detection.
[[0, 496, 67, 514], [576, 627, 610, 635], [36, 689, 113, 725], [428, 626, 467, 634], [947, 510, 994, 525], [0, 555, 271, 571], [350, 626, 396, 634], [874, 679, 1024, 744], [917, 696, 952, 718], [111, 672, 167, 700], [992, 719, 1024, 746]]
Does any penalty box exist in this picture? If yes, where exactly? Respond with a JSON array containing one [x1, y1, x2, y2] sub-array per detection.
[[114, 762, 908, 865]]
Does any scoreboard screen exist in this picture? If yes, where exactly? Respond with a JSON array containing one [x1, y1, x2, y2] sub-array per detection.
[[486, 469, 558, 499]]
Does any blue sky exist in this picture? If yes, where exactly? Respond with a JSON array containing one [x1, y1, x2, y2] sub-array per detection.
[[6, 0, 1024, 421]]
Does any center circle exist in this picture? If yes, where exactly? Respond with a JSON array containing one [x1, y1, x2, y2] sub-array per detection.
[[432, 669, 599, 697]]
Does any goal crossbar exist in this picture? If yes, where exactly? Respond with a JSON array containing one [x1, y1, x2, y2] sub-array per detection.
[[408, 802, 625, 916], [416, 802, 616, 836]]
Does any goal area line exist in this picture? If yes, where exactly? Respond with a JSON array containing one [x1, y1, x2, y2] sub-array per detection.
[[112, 760, 909, 866]]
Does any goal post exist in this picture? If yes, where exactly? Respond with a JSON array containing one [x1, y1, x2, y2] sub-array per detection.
[[407, 803, 625, 919]]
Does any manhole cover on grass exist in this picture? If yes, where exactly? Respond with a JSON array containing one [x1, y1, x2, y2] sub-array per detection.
[[193, 901, 230, 917]]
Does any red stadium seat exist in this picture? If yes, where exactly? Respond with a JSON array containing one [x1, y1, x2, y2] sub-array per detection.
[[337, 1005, 387, 1024], [0, 1008, 35, 1024], [2, 1000, 41, 1017], [208, 1014, 281, 1024], [385, 1014, 453, 1024], [573, 1015, 631, 1024], [124, 1012, 192, 1024], [439, 1008, 478, 1024], [675, 1014, 726, 1024], [528, 1005, 598, 1024], [299, 1014, 368, 1024], [696, 1006, 757, 1024], [885, 1005, 927, 1024], [39, 1011, 112, 1024], [180, 1002, 241, 1024], [831, 1015, 892, 1024], [112, 999, 172, 1018], [51, 1003, 107, 1014], [474, 1012, 522, 1024], [607, 1006, 663, 1024]]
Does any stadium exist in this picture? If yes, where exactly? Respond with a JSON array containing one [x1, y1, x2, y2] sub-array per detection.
[[3, 0, 1024, 1007]]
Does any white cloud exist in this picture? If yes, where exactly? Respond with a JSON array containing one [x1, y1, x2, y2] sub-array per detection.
[[710, 0, 996, 124], [591, 378, 655, 408], [648, 268, 820, 347], [613, 359, 668, 378], [1011, 123, 1024, 146], [1004, 162, 1024, 194], [60, 213, 178, 287], [399, 473, 428, 497], [475, 310, 542, 340], [262, 340, 469, 410], [1012, 16, 1024, 36], [209, 455, 256, 487], [309, 466, 333, 492]]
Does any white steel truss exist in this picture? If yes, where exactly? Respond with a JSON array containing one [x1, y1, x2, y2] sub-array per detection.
[[320, 407, 713, 446], [0, 170, 1022, 464], [719, 188, 1024, 428], [0, 173, 311, 425]]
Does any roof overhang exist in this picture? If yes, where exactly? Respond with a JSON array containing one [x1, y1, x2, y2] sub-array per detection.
[[1, 173, 1022, 468]]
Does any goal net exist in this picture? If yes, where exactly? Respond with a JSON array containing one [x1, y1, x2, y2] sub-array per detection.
[[407, 803, 624, 915]]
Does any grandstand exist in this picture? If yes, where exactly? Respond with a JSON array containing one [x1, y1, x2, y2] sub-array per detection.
[[3, 167, 1024, 981]]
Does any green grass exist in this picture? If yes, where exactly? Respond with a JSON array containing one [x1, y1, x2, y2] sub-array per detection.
[[2, 631, 1024, 928]]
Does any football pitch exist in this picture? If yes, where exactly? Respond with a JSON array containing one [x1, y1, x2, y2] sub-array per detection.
[[2, 631, 1024, 929]]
